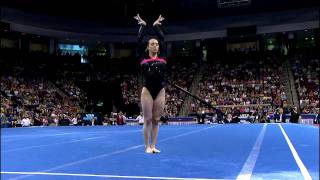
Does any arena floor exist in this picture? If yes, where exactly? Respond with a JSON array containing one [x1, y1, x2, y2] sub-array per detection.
[[1, 123, 319, 180]]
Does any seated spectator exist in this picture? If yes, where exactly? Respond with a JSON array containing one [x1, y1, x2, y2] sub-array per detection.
[[116, 111, 126, 125], [21, 116, 31, 127], [136, 112, 144, 125]]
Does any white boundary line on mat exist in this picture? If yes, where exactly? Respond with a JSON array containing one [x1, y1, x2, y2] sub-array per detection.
[[2, 135, 109, 153], [7, 125, 217, 180], [2, 129, 142, 152], [1, 171, 229, 180], [278, 124, 312, 180], [236, 124, 267, 180]]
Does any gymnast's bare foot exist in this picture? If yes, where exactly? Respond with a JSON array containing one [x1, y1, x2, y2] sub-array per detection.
[[145, 147, 153, 153]]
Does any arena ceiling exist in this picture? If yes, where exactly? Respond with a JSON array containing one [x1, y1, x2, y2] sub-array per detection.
[[1, 0, 318, 26]]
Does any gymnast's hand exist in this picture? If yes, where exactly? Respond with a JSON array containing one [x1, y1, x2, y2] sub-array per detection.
[[134, 14, 147, 26], [153, 15, 165, 26]]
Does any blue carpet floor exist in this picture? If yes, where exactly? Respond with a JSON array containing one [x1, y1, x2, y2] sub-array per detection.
[[1, 124, 319, 180]]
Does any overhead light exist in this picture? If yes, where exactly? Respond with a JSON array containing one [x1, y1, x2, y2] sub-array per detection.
[[311, 37, 314, 40], [305, 37, 308, 40]]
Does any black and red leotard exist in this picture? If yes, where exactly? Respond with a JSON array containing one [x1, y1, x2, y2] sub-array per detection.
[[137, 25, 167, 100]]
